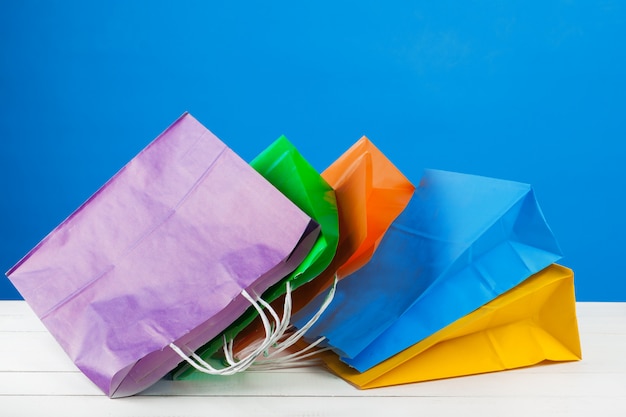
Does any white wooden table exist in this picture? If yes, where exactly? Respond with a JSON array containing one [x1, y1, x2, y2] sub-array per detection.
[[1, 301, 625, 416]]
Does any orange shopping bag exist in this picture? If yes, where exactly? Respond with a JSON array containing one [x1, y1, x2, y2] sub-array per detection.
[[290, 136, 415, 312]]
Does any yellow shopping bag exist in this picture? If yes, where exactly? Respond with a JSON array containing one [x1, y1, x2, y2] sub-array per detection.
[[322, 264, 582, 388]]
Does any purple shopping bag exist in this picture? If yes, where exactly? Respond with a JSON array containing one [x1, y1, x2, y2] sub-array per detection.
[[6, 113, 319, 397]]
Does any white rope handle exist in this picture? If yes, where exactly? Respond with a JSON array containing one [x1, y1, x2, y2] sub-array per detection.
[[169, 289, 278, 375], [235, 275, 338, 370], [170, 275, 338, 374]]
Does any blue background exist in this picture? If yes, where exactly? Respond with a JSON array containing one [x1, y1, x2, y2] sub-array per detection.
[[1, 1, 624, 301]]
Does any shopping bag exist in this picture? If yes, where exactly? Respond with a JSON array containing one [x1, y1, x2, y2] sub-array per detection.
[[293, 169, 562, 372], [173, 135, 339, 380], [322, 264, 581, 388], [171, 136, 414, 376], [289, 136, 415, 313], [190, 136, 415, 365], [5, 113, 319, 397], [250, 136, 339, 300]]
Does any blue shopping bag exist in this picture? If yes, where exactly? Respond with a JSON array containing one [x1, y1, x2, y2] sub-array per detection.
[[293, 169, 562, 372]]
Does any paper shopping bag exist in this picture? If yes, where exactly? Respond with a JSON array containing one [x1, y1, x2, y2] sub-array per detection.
[[294, 169, 562, 372], [322, 264, 581, 388], [250, 136, 339, 300], [194, 137, 415, 362], [289, 137, 415, 313], [6, 113, 319, 397], [173, 135, 339, 380]]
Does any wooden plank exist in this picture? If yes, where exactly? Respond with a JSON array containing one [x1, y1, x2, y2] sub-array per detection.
[[0, 301, 46, 333], [575, 302, 626, 316], [1, 322, 623, 374], [1, 395, 625, 417], [0, 301, 624, 417], [0, 332, 77, 372], [1, 362, 624, 398]]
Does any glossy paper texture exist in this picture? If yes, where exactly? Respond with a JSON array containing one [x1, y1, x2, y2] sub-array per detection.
[[294, 169, 562, 371], [6, 114, 317, 397], [174, 135, 339, 380], [289, 137, 415, 312], [323, 264, 582, 388]]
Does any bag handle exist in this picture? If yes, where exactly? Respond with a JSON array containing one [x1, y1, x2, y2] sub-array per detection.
[[169, 276, 337, 374]]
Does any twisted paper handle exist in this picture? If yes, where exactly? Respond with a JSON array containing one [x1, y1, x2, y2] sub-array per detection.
[[169, 276, 337, 374]]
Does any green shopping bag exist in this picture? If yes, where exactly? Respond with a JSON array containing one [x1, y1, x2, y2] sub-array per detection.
[[173, 135, 339, 379]]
